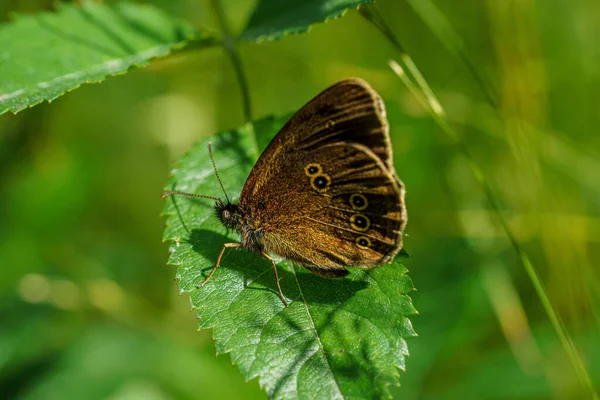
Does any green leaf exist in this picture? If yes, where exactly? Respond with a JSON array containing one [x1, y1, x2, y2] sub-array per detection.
[[242, 0, 373, 42], [162, 116, 417, 399], [0, 2, 211, 115]]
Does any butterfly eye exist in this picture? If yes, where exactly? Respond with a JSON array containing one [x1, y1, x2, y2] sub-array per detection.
[[355, 236, 371, 249], [222, 210, 231, 220], [350, 214, 371, 232], [304, 163, 322, 176], [349, 194, 368, 211]]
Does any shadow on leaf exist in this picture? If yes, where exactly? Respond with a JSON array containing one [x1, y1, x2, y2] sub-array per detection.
[[188, 228, 369, 306], [188, 228, 287, 300]]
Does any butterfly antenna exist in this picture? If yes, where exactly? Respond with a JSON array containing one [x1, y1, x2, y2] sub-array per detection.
[[208, 142, 230, 203], [160, 191, 221, 201]]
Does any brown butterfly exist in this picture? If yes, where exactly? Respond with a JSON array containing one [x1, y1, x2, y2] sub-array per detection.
[[162, 78, 407, 306]]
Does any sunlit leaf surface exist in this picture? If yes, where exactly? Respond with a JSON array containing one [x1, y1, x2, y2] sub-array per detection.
[[0, 2, 210, 114]]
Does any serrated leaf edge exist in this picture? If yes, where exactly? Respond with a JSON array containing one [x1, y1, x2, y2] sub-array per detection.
[[241, 0, 374, 43]]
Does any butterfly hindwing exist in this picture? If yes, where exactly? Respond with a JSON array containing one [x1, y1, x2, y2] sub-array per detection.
[[258, 143, 405, 276]]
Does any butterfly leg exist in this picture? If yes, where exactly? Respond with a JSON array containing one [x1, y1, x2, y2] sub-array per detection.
[[261, 252, 289, 307], [197, 242, 241, 289]]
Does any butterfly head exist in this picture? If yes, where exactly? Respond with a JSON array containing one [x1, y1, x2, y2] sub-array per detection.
[[215, 199, 244, 231]]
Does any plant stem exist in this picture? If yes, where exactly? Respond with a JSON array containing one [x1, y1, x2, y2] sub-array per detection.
[[407, 0, 499, 109], [361, 5, 598, 398], [211, 0, 259, 158]]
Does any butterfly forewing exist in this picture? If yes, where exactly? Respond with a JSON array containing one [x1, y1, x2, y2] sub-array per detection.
[[293, 80, 392, 167], [241, 79, 397, 200]]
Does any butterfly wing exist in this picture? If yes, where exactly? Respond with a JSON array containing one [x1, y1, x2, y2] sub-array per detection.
[[239, 79, 406, 276]]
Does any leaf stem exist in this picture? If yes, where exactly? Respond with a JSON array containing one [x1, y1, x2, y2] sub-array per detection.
[[211, 0, 259, 158], [362, 6, 598, 398]]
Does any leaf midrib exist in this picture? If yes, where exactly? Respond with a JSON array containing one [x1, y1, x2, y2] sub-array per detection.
[[291, 266, 344, 399]]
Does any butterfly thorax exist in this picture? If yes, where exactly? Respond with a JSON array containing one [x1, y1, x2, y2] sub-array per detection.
[[215, 200, 263, 254]]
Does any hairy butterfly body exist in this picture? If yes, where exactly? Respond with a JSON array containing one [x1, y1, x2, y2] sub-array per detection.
[[163, 78, 407, 306]]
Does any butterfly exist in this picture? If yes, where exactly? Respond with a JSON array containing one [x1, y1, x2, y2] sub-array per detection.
[[162, 78, 407, 306]]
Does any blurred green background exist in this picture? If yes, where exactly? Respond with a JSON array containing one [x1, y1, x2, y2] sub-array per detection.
[[1, 0, 599, 399]]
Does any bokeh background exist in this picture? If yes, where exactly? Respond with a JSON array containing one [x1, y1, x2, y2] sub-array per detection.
[[1, 0, 599, 399]]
